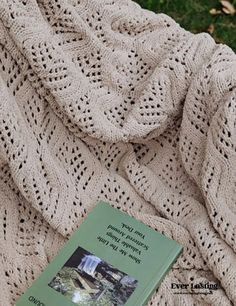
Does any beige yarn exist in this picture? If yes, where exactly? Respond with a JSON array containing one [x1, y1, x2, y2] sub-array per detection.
[[0, 0, 235, 305]]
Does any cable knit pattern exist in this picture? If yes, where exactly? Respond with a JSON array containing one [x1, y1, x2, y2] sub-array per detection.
[[0, 0, 235, 305]]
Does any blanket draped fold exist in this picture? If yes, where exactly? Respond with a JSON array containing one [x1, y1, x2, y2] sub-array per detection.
[[0, 0, 235, 305]]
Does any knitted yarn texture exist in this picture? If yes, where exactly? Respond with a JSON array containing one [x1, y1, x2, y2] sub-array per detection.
[[0, 0, 236, 305]]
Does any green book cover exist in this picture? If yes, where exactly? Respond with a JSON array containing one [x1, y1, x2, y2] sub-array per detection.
[[16, 201, 183, 306]]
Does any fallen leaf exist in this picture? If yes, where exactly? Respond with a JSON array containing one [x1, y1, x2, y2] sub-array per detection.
[[207, 24, 215, 34], [209, 8, 222, 15], [220, 0, 236, 15]]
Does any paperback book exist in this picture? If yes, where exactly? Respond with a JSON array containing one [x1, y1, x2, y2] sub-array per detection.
[[16, 201, 182, 306]]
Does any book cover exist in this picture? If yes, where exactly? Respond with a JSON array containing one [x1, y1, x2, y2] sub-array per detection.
[[16, 201, 183, 306]]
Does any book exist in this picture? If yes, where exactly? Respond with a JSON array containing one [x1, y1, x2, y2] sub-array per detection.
[[16, 201, 183, 306]]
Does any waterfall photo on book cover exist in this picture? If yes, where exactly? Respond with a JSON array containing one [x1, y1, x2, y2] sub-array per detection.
[[48, 246, 138, 305]]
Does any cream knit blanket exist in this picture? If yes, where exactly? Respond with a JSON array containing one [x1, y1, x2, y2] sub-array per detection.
[[0, 0, 236, 305]]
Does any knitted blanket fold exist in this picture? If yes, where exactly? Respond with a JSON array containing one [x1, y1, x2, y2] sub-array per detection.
[[0, 0, 235, 305]]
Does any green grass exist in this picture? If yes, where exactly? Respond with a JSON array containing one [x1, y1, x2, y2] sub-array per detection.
[[134, 0, 236, 51]]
